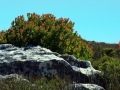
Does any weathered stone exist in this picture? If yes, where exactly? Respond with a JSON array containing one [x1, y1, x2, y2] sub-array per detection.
[[0, 74, 29, 83], [64, 83, 105, 90], [0, 44, 105, 90]]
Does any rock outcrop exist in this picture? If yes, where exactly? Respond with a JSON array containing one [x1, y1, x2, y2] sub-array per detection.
[[0, 44, 105, 90]]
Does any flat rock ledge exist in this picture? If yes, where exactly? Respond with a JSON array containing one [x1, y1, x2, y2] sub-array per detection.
[[0, 44, 105, 90]]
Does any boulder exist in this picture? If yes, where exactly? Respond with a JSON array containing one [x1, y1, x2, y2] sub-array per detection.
[[0, 44, 105, 90]]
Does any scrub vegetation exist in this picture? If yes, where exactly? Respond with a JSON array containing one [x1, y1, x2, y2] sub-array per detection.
[[0, 13, 120, 90]]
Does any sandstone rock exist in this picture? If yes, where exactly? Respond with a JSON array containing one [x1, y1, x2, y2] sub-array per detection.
[[0, 44, 105, 90]]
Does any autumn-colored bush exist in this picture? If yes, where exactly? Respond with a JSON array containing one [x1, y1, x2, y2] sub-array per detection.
[[0, 13, 93, 60], [0, 30, 7, 44]]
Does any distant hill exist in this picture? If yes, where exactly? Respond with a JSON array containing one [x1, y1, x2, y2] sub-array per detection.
[[82, 39, 119, 59]]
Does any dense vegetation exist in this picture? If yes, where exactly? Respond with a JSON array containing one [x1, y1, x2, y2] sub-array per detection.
[[0, 13, 93, 60], [0, 13, 120, 90], [86, 40, 120, 90], [0, 74, 74, 90]]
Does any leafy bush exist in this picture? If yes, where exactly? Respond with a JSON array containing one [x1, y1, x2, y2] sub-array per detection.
[[0, 13, 93, 60], [100, 48, 117, 57], [92, 56, 120, 90]]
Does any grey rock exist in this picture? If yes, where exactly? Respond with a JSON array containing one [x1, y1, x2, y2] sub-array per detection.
[[0, 74, 29, 83], [65, 83, 105, 90], [0, 44, 105, 90]]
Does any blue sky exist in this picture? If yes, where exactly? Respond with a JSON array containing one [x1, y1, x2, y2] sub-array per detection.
[[0, 0, 120, 44]]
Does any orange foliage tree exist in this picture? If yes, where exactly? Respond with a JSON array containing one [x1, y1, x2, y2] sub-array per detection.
[[118, 41, 120, 48]]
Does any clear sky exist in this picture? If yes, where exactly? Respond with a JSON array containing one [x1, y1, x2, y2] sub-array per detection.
[[0, 0, 120, 44]]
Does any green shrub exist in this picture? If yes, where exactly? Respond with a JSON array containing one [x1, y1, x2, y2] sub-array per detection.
[[0, 13, 93, 60], [100, 48, 117, 57], [92, 56, 120, 90], [0, 74, 74, 90]]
